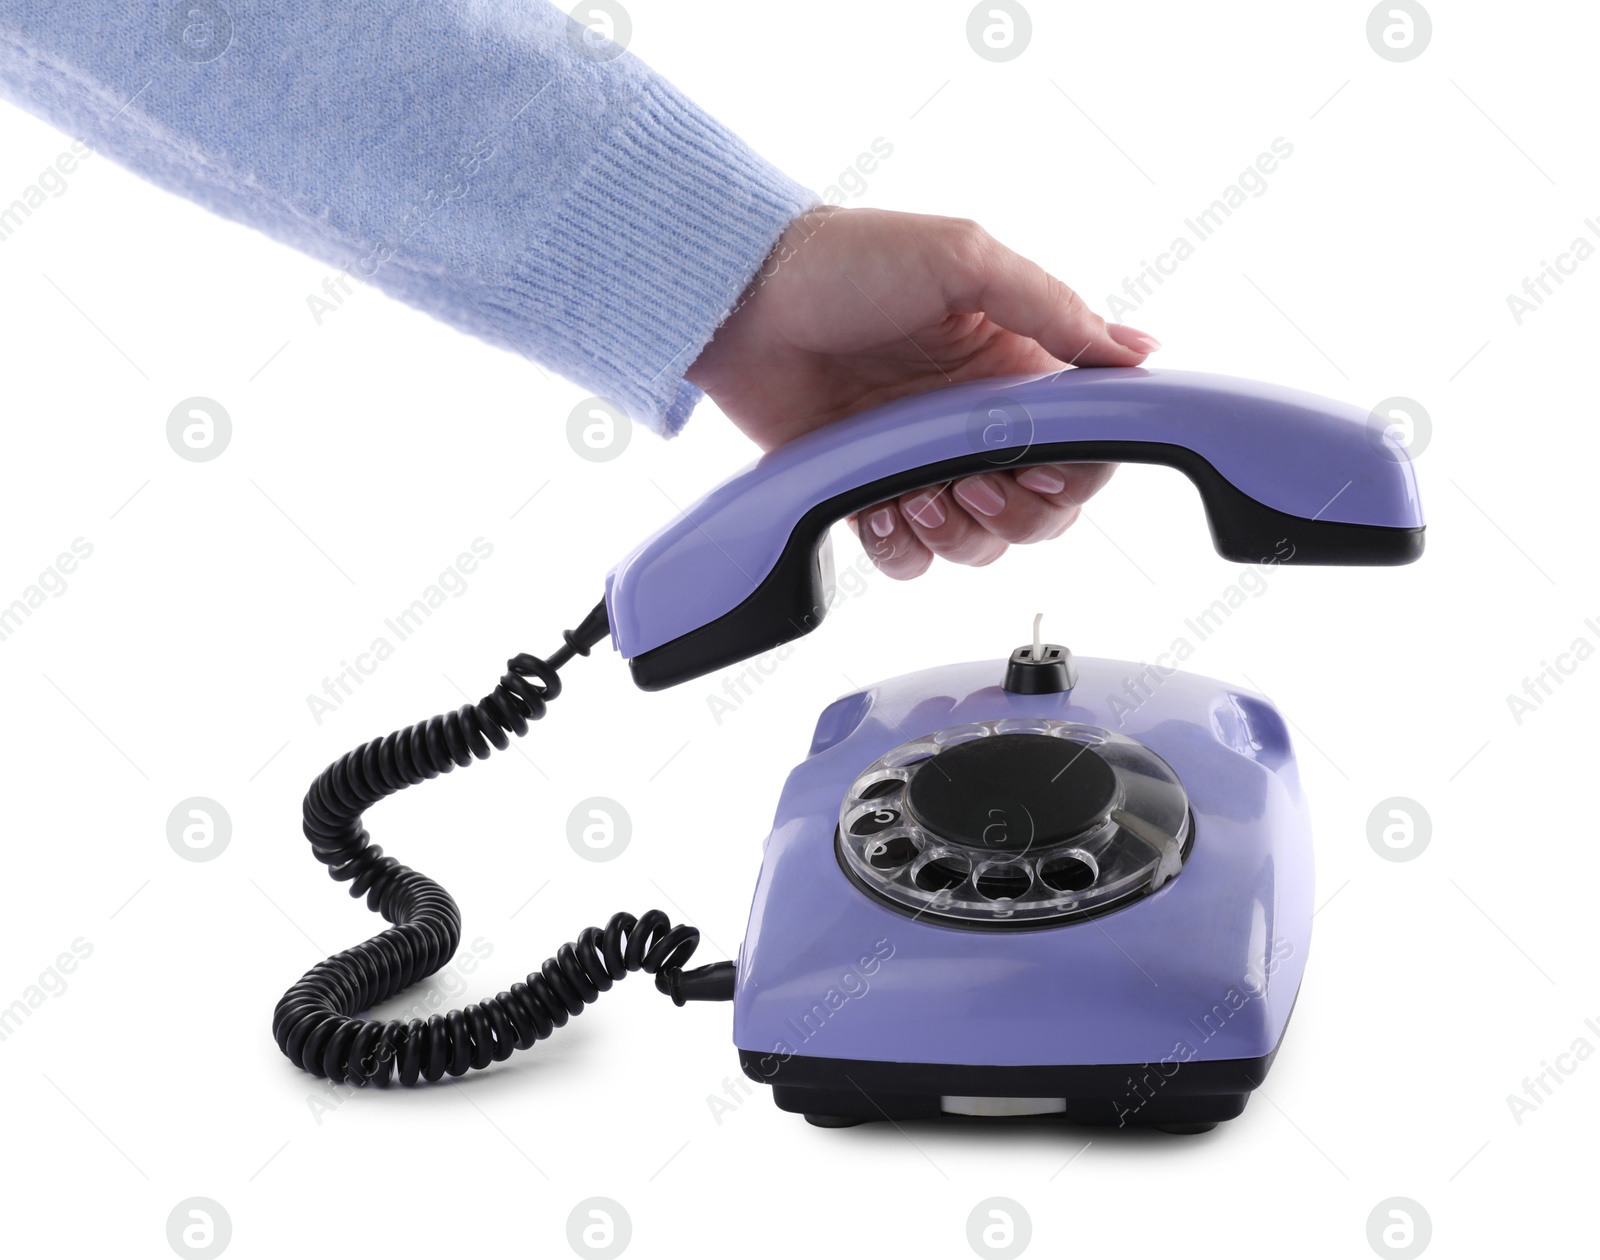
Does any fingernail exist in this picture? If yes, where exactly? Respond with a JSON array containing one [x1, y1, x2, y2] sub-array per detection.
[[904, 492, 946, 529], [954, 475, 1006, 518], [868, 507, 896, 538], [1016, 467, 1065, 495], [1108, 323, 1162, 354]]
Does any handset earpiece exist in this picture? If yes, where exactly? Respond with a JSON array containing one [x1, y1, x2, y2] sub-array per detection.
[[607, 368, 1424, 691]]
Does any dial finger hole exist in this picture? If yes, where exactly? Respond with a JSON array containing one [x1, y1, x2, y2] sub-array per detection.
[[1040, 849, 1099, 893], [974, 861, 1033, 902], [912, 852, 971, 892], [865, 832, 919, 871], [994, 718, 1054, 736], [933, 723, 991, 747], [1049, 724, 1108, 746], [849, 807, 901, 837]]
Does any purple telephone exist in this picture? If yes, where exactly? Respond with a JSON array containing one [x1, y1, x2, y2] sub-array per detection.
[[273, 367, 1422, 1134]]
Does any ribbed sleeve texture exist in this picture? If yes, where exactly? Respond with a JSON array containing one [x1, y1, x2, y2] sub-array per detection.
[[0, 0, 818, 435]]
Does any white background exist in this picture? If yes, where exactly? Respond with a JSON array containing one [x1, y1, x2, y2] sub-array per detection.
[[1, 1, 1595, 1257]]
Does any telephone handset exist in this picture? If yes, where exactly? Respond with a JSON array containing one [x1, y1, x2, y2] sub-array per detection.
[[606, 367, 1423, 690]]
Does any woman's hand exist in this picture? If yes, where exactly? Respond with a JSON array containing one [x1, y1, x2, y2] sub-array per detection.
[[685, 206, 1160, 579]]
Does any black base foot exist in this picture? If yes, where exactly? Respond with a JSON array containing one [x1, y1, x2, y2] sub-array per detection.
[[742, 1048, 1281, 1132]]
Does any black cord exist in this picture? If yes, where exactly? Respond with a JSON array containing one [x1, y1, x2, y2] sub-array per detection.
[[271, 599, 729, 1088]]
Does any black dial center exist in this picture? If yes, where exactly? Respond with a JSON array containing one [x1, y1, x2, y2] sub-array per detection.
[[905, 733, 1117, 853]]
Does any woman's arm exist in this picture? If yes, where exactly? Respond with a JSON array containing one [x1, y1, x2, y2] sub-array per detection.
[[1, 1, 1159, 575], [0, 0, 815, 434]]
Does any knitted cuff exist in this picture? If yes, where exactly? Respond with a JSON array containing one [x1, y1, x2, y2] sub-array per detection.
[[529, 76, 818, 436]]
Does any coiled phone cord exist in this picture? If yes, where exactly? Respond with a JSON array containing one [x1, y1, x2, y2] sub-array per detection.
[[271, 599, 731, 1087]]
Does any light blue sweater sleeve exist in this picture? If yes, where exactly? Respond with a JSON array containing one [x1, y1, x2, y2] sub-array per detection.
[[0, 1, 818, 435]]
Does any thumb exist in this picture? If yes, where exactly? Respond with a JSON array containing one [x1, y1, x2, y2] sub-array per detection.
[[941, 223, 1160, 367]]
